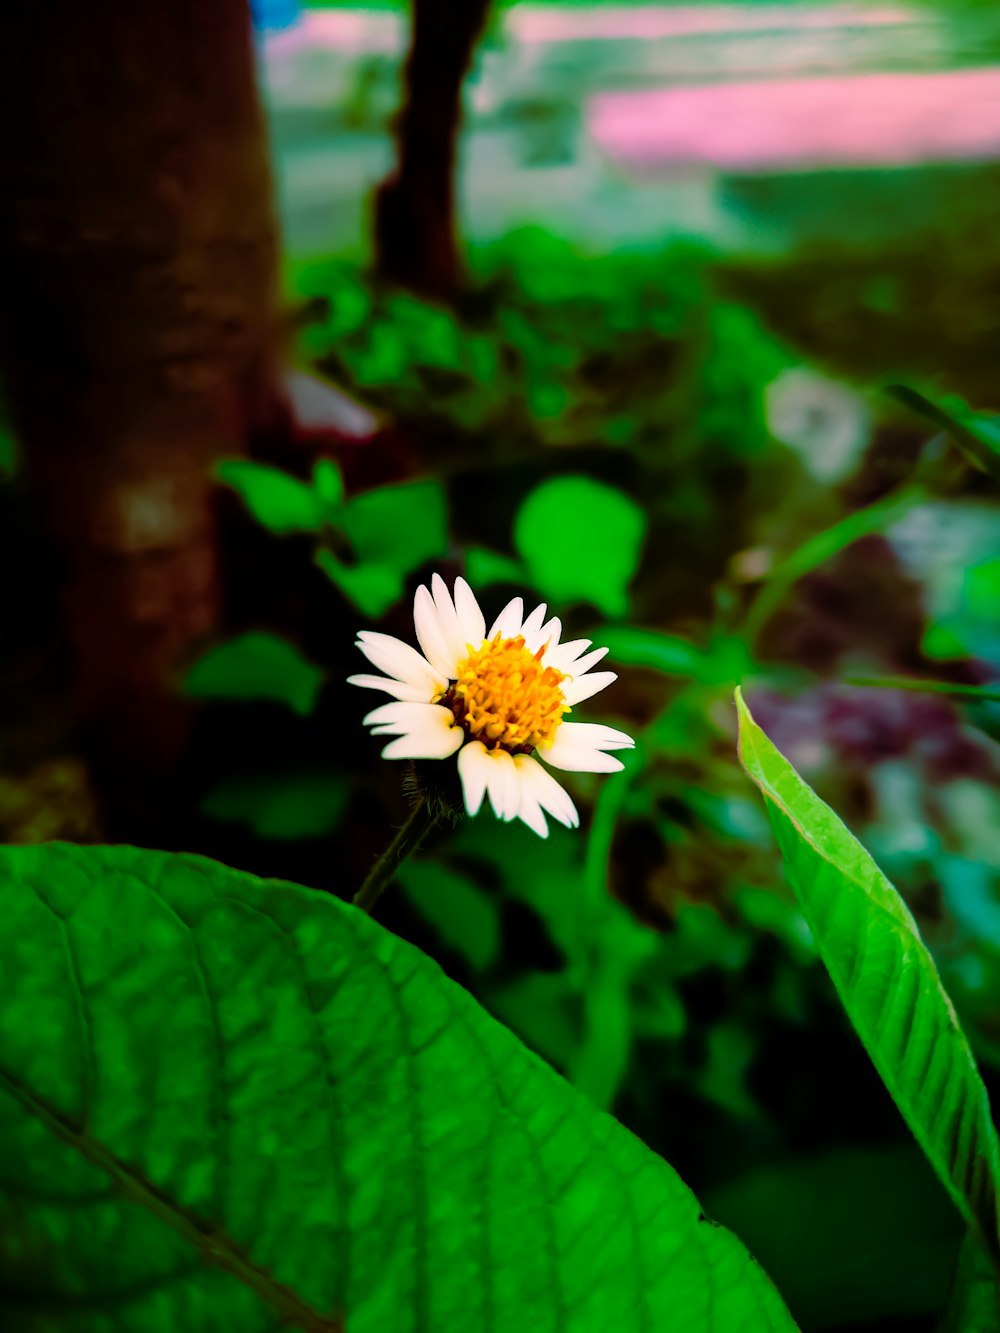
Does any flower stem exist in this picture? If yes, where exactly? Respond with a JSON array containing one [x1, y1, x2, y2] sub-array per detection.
[[353, 799, 440, 915]]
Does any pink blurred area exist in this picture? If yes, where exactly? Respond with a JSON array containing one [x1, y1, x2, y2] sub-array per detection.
[[590, 68, 1000, 171], [507, 4, 914, 42]]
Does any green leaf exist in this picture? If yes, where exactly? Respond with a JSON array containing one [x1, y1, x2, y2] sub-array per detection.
[[397, 861, 500, 971], [464, 547, 527, 589], [597, 628, 709, 677], [200, 770, 348, 840], [315, 551, 404, 618], [886, 385, 1000, 483], [217, 460, 324, 534], [340, 479, 448, 576], [514, 476, 646, 617], [736, 688, 1000, 1259], [313, 459, 345, 508], [183, 633, 325, 716], [0, 843, 798, 1332]]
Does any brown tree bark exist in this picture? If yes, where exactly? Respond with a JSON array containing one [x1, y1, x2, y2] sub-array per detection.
[[374, 0, 492, 301], [0, 0, 288, 784]]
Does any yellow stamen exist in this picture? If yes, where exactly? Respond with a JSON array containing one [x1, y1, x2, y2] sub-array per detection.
[[451, 634, 569, 753]]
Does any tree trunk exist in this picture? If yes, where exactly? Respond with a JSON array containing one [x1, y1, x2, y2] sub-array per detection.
[[374, 0, 492, 301], [0, 0, 287, 789]]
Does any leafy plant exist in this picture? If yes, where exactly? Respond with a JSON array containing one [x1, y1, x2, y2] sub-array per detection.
[[219, 457, 448, 618]]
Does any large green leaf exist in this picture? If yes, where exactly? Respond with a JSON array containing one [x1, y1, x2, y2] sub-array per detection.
[[0, 843, 796, 1333], [736, 689, 1000, 1260]]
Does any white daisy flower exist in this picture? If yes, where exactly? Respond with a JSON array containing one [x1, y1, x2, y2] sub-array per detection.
[[349, 573, 634, 837]]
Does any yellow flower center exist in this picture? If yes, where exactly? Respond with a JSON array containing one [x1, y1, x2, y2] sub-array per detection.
[[449, 634, 569, 753]]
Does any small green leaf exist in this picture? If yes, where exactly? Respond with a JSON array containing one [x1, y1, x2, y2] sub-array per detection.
[[184, 633, 324, 716], [464, 547, 527, 589], [312, 459, 345, 508], [200, 770, 347, 839], [397, 861, 500, 971], [598, 628, 708, 677], [340, 480, 448, 579], [514, 476, 646, 616], [315, 551, 404, 618], [217, 460, 324, 534], [736, 688, 1000, 1259], [0, 843, 799, 1332]]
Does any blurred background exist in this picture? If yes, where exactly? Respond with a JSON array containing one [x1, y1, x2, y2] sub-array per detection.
[[3, 1, 1000, 1328]]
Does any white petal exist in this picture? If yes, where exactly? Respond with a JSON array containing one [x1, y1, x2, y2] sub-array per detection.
[[513, 754, 579, 828], [544, 637, 592, 671], [488, 596, 524, 641], [431, 573, 470, 668], [519, 602, 548, 644], [362, 700, 447, 731], [562, 671, 617, 706], [457, 740, 491, 816], [356, 631, 446, 693], [515, 789, 549, 838], [347, 673, 431, 703], [524, 614, 561, 654], [561, 721, 634, 750], [540, 721, 635, 773], [380, 707, 464, 760], [453, 576, 486, 649], [562, 645, 610, 676], [413, 584, 458, 679], [539, 745, 625, 774], [483, 746, 520, 820]]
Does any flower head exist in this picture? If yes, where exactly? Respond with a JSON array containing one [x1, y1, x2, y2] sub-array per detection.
[[349, 574, 634, 837]]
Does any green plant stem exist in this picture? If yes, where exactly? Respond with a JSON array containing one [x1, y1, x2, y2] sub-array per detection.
[[847, 676, 1000, 704], [743, 483, 927, 646], [354, 799, 440, 914]]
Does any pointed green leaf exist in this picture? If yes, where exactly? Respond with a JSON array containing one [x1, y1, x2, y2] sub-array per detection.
[[0, 842, 797, 1333], [217, 460, 325, 534], [736, 688, 1000, 1260], [315, 551, 405, 618]]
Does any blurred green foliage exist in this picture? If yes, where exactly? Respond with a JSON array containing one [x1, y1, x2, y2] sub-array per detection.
[[184, 632, 325, 716]]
